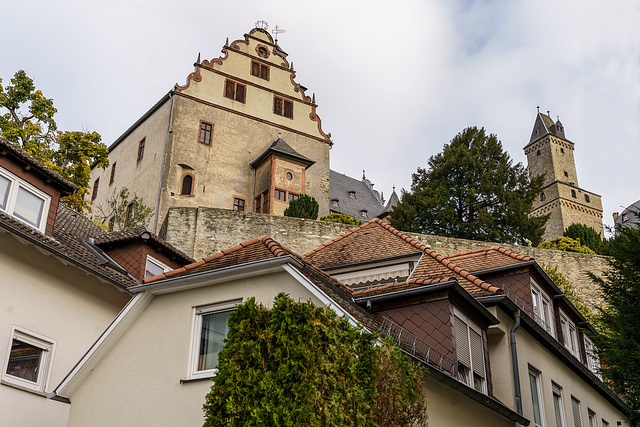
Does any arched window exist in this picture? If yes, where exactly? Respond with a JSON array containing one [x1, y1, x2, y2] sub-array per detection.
[[181, 175, 193, 196]]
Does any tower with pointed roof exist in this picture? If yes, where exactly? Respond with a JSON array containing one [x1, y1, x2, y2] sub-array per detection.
[[524, 109, 603, 241], [89, 24, 332, 232]]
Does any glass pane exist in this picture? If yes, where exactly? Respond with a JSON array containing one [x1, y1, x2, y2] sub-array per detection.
[[13, 186, 45, 227], [554, 393, 564, 427], [145, 259, 166, 279], [6, 339, 42, 383], [0, 174, 10, 210], [198, 310, 231, 371], [530, 372, 542, 425]]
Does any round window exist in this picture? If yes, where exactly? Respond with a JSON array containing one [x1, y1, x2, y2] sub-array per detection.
[[286, 172, 293, 180], [257, 46, 269, 58]]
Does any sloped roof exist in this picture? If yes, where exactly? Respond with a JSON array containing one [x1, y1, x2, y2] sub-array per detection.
[[250, 137, 315, 169], [444, 247, 532, 274], [526, 110, 567, 146], [0, 136, 77, 195], [380, 189, 399, 217], [94, 226, 194, 264], [329, 170, 385, 222], [304, 218, 425, 269]]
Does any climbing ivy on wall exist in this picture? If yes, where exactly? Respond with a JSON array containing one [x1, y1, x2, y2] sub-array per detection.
[[202, 293, 428, 426]]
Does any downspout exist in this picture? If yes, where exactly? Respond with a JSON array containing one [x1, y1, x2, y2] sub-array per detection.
[[153, 92, 174, 233], [510, 309, 523, 416]]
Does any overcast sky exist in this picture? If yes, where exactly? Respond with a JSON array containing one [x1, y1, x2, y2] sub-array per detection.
[[2, 0, 638, 234]]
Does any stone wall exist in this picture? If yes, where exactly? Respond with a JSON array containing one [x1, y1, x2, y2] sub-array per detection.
[[160, 207, 610, 310]]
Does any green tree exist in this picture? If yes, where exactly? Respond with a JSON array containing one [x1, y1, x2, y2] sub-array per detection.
[[320, 213, 362, 225], [284, 194, 319, 220], [94, 188, 153, 231], [389, 127, 548, 245], [538, 236, 595, 254], [563, 223, 606, 254], [203, 294, 427, 427], [0, 70, 109, 212], [588, 226, 640, 424]]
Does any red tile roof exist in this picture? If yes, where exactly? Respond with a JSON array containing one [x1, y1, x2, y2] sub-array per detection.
[[303, 218, 427, 269], [444, 247, 532, 274]]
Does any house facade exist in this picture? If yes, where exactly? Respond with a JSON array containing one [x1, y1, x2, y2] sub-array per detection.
[[88, 24, 333, 233], [524, 109, 604, 240]]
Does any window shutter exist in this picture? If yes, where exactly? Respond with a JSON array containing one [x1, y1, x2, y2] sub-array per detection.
[[571, 396, 582, 427], [261, 65, 269, 80], [235, 84, 245, 103], [469, 328, 485, 377], [225, 81, 235, 99], [274, 97, 283, 115], [284, 100, 293, 119], [251, 61, 260, 77], [454, 315, 470, 368]]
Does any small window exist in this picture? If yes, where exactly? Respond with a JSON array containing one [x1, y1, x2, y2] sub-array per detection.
[[561, 148, 565, 154], [181, 175, 193, 196], [535, 129, 540, 135], [288, 193, 299, 202], [541, 192, 546, 202], [250, 61, 270, 80], [584, 336, 601, 378], [92, 178, 100, 201], [257, 46, 269, 58], [553, 382, 566, 427], [560, 311, 579, 358], [584, 194, 590, 203], [587, 410, 596, 427], [453, 310, 486, 393], [233, 197, 245, 212], [286, 172, 293, 181], [254, 195, 261, 213], [331, 199, 339, 207], [199, 122, 213, 145], [0, 167, 50, 232], [262, 193, 269, 214], [2, 327, 55, 393], [571, 396, 582, 427], [273, 96, 293, 119], [189, 300, 241, 379], [531, 280, 555, 337], [622, 213, 629, 222], [571, 189, 577, 198], [529, 367, 545, 427], [348, 191, 356, 198], [137, 138, 146, 162], [224, 80, 246, 103], [601, 419, 609, 427], [537, 149, 541, 156], [564, 171, 569, 178], [274, 189, 286, 201], [125, 202, 134, 228], [361, 210, 368, 218], [145, 255, 171, 279], [109, 162, 116, 185]]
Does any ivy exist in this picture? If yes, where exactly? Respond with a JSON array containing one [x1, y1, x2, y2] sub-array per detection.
[[203, 294, 427, 426]]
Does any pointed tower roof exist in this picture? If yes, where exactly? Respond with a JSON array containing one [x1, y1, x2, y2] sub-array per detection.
[[526, 108, 570, 146], [379, 186, 399, 218], [250, 136, 315, 169]]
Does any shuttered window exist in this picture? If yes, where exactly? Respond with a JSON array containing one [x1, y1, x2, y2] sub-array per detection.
[[273, 96, 293, 119], [250, 61, 269, 80], [224, 80, 246, 103], [571, 396, 582, 427], [453, 310, 486, 393]]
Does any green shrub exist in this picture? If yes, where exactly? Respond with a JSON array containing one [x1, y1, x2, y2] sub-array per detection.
[[537, 236, 595, 254], [284, 194, 319, 220], [320, 213, 362, 225]]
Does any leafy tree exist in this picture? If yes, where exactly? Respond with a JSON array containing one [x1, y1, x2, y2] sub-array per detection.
[[563, 223, 606, 254], [203, 294, 428, 427], [538, 236, 596, 254], [588, 226, 640, 424], [284, 194, 319, 220], [320, 213, 362, 225], [0, 70, 109, 212], [389, 127, 548, 245], [94, 188, 153, 231]]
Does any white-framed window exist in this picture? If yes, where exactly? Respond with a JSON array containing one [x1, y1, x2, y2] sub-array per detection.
[[2, 327, 55, 393], [583, 335, 601, 379], [560, 311, 579, 358], [188, 299, 241, 379], [453, 308, 486, 393], [531, 279, 555, 337], [0, 167, 51, 233], [145, 255, 172, 279], [587, 409, 597, 427], [571, 396, 582, 427], [552, 382, 566, 427], [529, 366, 545, 427]]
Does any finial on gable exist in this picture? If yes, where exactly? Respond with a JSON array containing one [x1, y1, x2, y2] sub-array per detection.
[[225, 37, 229, 47], [537, 106, 540, 113], [196, 52, 201, 63], [362, 170, 366, 180], [312, 93, 316, 104]]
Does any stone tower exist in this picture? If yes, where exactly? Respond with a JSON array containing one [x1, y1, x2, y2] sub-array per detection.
[[524, 109, 604, 241]]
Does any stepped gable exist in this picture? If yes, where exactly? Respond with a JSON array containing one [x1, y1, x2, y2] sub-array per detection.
[[303, 218, 426, 269], [444, 247, 532, 274]]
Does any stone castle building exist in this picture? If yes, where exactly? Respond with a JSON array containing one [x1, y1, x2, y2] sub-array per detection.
[[89, 24, 334, 233], [524, 110, 604, 241]]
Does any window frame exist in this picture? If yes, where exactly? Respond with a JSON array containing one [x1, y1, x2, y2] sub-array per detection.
[[587, 409, 597, 427], [273, 95, 293, 119], [2, 326, 56, 393], [571, 396, 582, 427], [188, 299, 242, 379], [224, 79, 246, 103], [531, 279, 555, 337], [137, 138, 146, 162], [583, 336, 601, 378], [453, 308, 487, 394], [145, 255, 172, 279], [125, 202, 134, 228], [274, 188, 286, 202], [180, 173, 194, 196], [250, 60, 270, 80], [109, 162, 116, 185], [0, 166, 51, 233], [529, 366, 545, 427], [92, 177, 100, 201], [552, 382, 566, 427], [199, 121, 214, 145], [233, 197, 246, 212], [560, 311, 579, 358]]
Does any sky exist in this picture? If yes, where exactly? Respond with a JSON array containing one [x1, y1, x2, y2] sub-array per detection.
[[2, 0, 638, 234]]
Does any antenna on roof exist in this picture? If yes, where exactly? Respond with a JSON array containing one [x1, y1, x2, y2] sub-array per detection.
[[272, 25, 287, 45]]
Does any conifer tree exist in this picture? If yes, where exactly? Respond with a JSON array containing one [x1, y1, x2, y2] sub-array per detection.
[[283, 194, 319, 220]]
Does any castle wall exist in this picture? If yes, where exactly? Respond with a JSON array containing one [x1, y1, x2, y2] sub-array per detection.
[[161, 207, 610, 311]]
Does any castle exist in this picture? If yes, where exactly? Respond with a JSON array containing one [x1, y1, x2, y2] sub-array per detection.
[[524, 109, 604, 241]]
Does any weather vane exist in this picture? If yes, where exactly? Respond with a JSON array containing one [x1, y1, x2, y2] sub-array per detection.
[[272, 25, 287, 45], [255, 20, 269, 30]]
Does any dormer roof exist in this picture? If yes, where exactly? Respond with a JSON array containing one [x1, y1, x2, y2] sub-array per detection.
[[250, 136, 315, 169]]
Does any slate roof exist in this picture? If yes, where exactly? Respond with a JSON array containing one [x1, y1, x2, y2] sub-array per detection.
[[94, 226, 194, 264], [0, 137, 77, 195], [444, 247, 532, 275], [250, 136, 315, 169], [329, 170, 385, 222], [526, 110, 567, 146], [380, 188, 399, 217], [143, 235, 380, 331], [304, 218, 425, 269]]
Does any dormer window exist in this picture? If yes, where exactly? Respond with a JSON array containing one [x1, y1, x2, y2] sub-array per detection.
[[361, 210, 368, 218], [0, 167, 50, 233], [348, 191, 356, 198], [331, 199, 339, 207]]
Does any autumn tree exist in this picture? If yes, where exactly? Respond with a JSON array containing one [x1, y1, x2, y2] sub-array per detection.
[[94, 188, 153, 231], [0, 70, 109, 212], [389, 127, 548, 245]]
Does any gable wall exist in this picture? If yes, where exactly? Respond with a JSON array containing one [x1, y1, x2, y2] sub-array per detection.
[[103, 242, 185, 282]]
